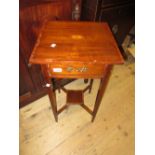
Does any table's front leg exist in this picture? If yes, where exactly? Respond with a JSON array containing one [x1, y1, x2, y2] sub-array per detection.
[[92, 65, 112, 122], [41, 65, 58, 122]]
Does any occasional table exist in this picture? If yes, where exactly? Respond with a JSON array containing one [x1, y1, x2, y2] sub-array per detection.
[[29, 21, 124, 122]]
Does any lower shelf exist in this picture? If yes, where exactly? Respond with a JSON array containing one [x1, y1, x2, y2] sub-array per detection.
[[57, 88, 93, 116], [67, 90, 84, 105]]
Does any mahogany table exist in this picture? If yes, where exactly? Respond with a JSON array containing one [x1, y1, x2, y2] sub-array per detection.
[[29, 21, 124, 122]]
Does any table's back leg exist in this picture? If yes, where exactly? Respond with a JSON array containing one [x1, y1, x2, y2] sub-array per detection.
[[89, 79, 94, 93], [92, 65, 112, 122]]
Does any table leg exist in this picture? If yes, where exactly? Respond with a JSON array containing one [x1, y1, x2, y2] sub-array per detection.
[[89, 79, 94, 93], [41, 65, 58, 122], [92, 65, 112, 122], [47, 86, 58, 122]]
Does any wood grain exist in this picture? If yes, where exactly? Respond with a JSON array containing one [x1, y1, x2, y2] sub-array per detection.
[[29, 21, 124, 65], [46, 62, 107, 78], [20, 63, 134, 155]]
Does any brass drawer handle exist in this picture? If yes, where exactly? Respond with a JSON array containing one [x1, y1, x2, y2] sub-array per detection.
[[66, 67, 88, 72], [66, 67, 74, 72], [76, 67, 87, 72]]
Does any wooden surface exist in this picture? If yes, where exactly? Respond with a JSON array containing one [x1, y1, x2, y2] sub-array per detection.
[[20, 63, 134, 155], [29, 21, 124, 122], [67, 90, 83, 104], [30, 21, 124, 65]]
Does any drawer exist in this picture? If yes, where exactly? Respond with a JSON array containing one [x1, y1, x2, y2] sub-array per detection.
[[46, 63, 107, 78]]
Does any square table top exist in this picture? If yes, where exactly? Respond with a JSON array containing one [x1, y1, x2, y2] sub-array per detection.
[[29, 21, 124, 65]]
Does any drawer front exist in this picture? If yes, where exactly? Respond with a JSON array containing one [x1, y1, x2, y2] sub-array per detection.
[[47, 63, 107, 78]]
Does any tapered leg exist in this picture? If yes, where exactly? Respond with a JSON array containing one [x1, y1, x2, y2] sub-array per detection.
[[57, 79, 61, 93], [92, 65, 112, 122], [47, 87, 58, 122], [89, 79, 94, 93], [41, 65, 58, 122]]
